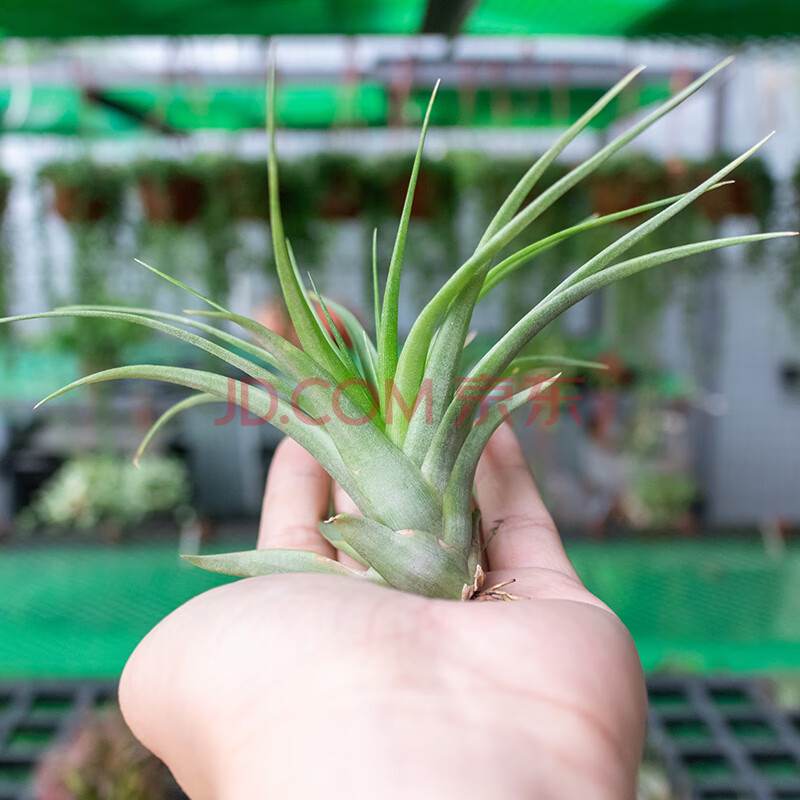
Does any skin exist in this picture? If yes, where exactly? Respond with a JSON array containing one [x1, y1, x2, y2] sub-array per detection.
[[120, 424, 647, 799]]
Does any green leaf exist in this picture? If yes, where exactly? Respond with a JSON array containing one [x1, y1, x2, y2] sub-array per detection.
[[285, 240, 371, 403], [135, 258, 227, 312], [323, 514, 470, 599], [372, 227, 381, 340], [134, 392, 218, 466], [267, 62, 346, 379], [542, 134, 775, 301], [125, 261, 350, 414], [183, 548, 366, 579], [429, 230, 795, 483], [479, 64, 644, 247], [464, 231, 797, 424], [137, 251, 355, 403], [377, 81, 440, 415], [478, 182, 735, 300], [308, 274, 363, 378], [0, 308, 301, 403], [59, 304, 275, 366], [391, 58, 734, 415], [182, 307, 374, 420], [316, 519, 368, 567], [320, 296, 380, 395], [391, 70, 643, 451], [30, 363, 367, 504], [401, 287, 474, 465], [178, 311, 442, 534]]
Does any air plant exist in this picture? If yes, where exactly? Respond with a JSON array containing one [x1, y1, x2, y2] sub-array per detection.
[[2, 58, 795, 600]]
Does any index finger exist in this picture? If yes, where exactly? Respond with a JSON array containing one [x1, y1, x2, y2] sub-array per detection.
[[258, 437, 335, 558]]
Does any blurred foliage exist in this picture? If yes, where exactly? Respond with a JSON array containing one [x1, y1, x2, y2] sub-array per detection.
[[19, 455, 191, 534], [4, 149, 786, 362], [37, 160, 136, 372], [38, 160, 126, 224], [33, 707, 171, 800], [628, 470, 699, 529], [0, 167, 11, 325]]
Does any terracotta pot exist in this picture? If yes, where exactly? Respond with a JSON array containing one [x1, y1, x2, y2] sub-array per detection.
[[319, 167, 366, 219], [51, 183, 112, 224], [138, 176, 206, 225], [320, 189, 364, 219], [390, 168, 441, 219], [692, 169, 753, 221], [589, 176, 651, 218]]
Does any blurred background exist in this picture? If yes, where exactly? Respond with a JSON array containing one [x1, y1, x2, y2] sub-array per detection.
[[1, 2, 800, 799]]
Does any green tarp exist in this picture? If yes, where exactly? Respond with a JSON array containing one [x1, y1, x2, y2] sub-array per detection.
[[0, 0, 798, 39], [1, 540, 798, 678], [0, 82, 671, 134]]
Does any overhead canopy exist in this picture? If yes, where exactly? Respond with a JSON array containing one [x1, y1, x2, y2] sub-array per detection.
[[0, 82, 671, 135], [0, 0, 798, 38]]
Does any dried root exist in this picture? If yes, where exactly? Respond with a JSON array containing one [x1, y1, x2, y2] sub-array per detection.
[[462, 564, 524, 602]]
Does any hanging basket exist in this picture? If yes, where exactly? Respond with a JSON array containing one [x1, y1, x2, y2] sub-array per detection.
[[588, 157, 669, 220], [187, 157, 313, 229], [673, 155, 773, 228], [690, 168, 756, 222], [0, 174, 10, 219], [315, 155, 369, 220], [137, 174, 206, 225], [39, 162, 125, 225], [52, 183, 115, 223], [379, 159, 457, 221], [193, 158, 269, 221]]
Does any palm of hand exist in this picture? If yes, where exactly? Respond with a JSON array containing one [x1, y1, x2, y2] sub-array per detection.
[[121, 428, 646, 800]]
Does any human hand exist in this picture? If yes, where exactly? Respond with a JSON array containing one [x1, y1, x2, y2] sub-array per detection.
[[120, 425, 646, 800]]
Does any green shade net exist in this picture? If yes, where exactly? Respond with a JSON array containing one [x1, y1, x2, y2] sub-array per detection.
[[465, 0, 800, 37], [0, 0, 427, 37], [1, 540, 799, 678], [0, 82, 670, 134], [0, 0, 797, 38], [465, 0, 675, 36]]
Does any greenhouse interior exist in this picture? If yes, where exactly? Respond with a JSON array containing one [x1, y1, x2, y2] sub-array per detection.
[[1, 2, 800, 799]]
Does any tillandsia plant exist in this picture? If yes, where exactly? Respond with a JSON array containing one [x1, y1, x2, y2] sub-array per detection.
[[2, 58, 796, 599]]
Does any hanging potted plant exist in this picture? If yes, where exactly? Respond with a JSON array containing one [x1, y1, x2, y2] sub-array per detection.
[[369, 155, 459, 281], [0, 170, 11, 329], [38, 161, 140, 375], [474, 156, 580, 235], [374, 155, 457, 221], [194, 156, 270, 221], [39, 161, 125, 224], [0, 169, 10, 218], [687, 154, 773, 229], [132, 160, 206, 225], [312, 152, 371, 219], [188, 155, 316, 297], [587, 155, 669, 218]]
